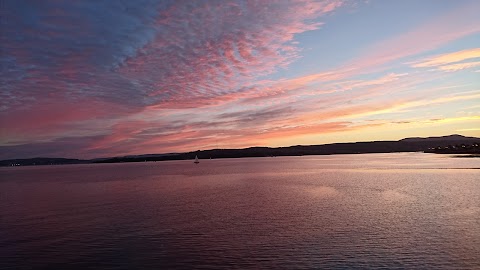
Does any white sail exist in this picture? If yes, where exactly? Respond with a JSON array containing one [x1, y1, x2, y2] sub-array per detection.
[[194, 155, 199, 164]]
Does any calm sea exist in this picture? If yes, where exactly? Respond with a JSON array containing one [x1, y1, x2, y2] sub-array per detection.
[[1, 153, 479, 269]]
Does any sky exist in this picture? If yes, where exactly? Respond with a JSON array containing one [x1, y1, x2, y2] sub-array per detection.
[[1, 0, 479, 159]]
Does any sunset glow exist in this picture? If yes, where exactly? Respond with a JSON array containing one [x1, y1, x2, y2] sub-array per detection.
[[1, 0, 479, 159]]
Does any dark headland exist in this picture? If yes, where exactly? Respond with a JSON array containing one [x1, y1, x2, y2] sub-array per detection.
[[2, 134, 479, 167]]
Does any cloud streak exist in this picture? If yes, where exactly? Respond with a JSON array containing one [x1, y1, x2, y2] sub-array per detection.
[[411, 48, 480, 72], [412, 48, 480, 68]]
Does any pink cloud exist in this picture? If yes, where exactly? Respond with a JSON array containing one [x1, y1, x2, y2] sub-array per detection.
[[120, 0, 344, 108], [87, 120, 149, 150], [0, 98, 135, 145]]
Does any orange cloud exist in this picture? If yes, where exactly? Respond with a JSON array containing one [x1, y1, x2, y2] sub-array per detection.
[[412, 48, 480, 67], [437, 61, 480, 72], [426, 116, 480, 124]]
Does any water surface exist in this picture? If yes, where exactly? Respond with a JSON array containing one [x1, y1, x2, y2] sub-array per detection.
[[1, 153, 479, 269]]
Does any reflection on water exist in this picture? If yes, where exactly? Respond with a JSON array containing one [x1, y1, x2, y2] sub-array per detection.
[[0, 153, 479, 269], [381, 189, 415, 202], [307, 186, 339, 198]]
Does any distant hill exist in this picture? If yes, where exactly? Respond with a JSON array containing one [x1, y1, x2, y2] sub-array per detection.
[[1, 134, 479, 166], [0, 157, 88, 167], [399, 134, 478, 142], [90, 153, 178, 162]]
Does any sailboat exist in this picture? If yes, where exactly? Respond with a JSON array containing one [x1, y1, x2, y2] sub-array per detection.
[[194, 155, 199, 164]]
